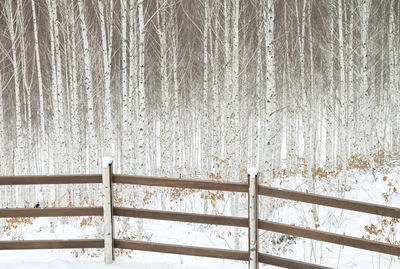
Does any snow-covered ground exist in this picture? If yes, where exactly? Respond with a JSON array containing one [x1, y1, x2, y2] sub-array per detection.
[[1, 166, 399, 268], [0, 250, 246, 269]]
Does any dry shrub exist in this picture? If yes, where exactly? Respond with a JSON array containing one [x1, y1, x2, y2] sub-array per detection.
[[381, 176, 398, 202], [4, 217, 33, 232], [363, 218, 399, 246], [169, 187, 196, 202], [347, 154, 370, 171], [204, 191, 225, 208]]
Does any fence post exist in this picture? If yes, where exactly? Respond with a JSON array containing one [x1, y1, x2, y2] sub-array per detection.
[[248, 167, 259, 269], [102, 157, 114, 264]]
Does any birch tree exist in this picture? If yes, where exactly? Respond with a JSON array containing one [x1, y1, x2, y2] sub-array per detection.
[[388, 0, 398, 153], [66, 2, 81, 173], [202, 0, 210, 177], [360, 0, 370, 155], [337, 0, 347, 182], [17, 0, 33, 175], [137, 0, 146, 174], [264, 0, 275, 177], [171, 2, 181, 174], [121, 0, 130, 173], [0, 73, 4, 175], [231, 0, 240, 250], [348, 0, 356, 156], [6, 0, 25, 176], [157, 0, 171, 179], [52, 0, 67, 173], [31, 0, 47, 174], [211, 1, 221, 172], [78, 0, 97, 173], [99, 0, 114, 159], [128, 0, 137, 172]]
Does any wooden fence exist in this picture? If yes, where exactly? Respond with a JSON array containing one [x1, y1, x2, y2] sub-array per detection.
[[0, 160, 399, 269]]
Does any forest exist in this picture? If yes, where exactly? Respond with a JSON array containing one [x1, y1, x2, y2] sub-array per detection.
[[0, 0, 398, 180], [0, 0, 399, 267]]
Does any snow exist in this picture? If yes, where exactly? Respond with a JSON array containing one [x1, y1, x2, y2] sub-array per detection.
[[102, 157, 113, 168], [0, 250, 245, 269], [247, 167, 259, 178], [1, 167, 399, 268]]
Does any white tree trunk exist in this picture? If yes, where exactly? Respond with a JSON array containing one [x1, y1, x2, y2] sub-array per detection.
[[348, 0, 356, 156], [0, 73, 4, 233], [326, 1, 335, 169], [264, 0, 275, 177], [6, 0, 25, 176], [0, 73, 4, 174], [223, 0, 231, 168], [254, 12, 262, 168], [171, 7, 181, 174], [338, 0, 347, 185], [128, 0, 137, 172], [121, 0, 129, 173], [211, 1, 221, 172], [78, 0, 97, 173], [67, 3, 81, 173], [388, 0, 398, 153], [31, 0, 47, 174], [137, 0, 146, 174], [360, 0, 370, 155], [202, 0, 210, 177], [99, 0, 113, 159], [52, 0, 66, 174]]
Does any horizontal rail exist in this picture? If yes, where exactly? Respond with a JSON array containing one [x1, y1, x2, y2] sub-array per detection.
[[114, 239, 330, 268], [259, 220, 400, 256], [114, 207, 248, 227], [114, 239, 248, 261], [0, 174, 102, 185], [0, 207, 103, 218], [259, 253, 332, 269], [0, 239, 104, 250], [113, 174, 248, 193], [258, 185, 400, 218]]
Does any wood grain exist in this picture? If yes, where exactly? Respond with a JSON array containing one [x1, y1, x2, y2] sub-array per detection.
[[0, 207, 103, 218], [114, 207, 248, 227], [258, 253, 332, 269], [114, 239, 248, 260], [259, 220, 400, 256], [258, 185, 400, 218], [0, 174, 102, 185], [113, 174, 248, 192], [0, 239, 104, 250]]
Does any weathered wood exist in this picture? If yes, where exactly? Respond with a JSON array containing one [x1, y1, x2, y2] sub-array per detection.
[[0, 174, 102, 185], [113, 174, 248, 193], [114, 239, 248, 260], [0, 207, 103, 218], [102, 160, 114, 263], [258, 185, 400, 218], [258, 220, 400, 256], [114, 207, 248, 227], [258, 253, 332, 269], [0, 239, 104, 250]]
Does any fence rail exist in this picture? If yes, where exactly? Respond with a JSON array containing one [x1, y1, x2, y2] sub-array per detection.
[[114, 239, 249, 261], [258, 220, 400, 256], [114, 207, 248, 227], [0, 174, 102, 185], [259, 185, 400, 218], [113, 174, 248, 192], [0, 239, 104, 250], [0, 207, 103, 218], [1, 160, 399, 269]]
